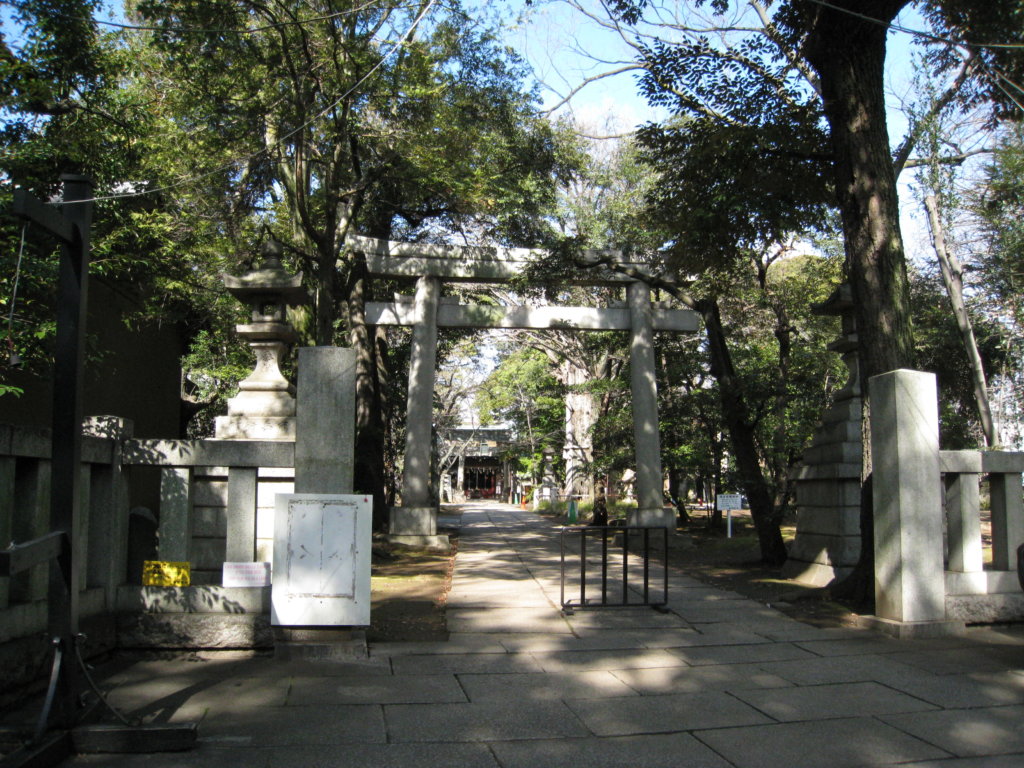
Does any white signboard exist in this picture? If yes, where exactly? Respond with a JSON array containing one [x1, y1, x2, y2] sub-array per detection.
[[222, 561, 272, 588], [716, 493, 743, 511], [271, 494, 372, 627]]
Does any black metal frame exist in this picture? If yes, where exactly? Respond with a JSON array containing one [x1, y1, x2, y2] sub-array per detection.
[[1, 177, 196, 767], [559, 525, 669, 614]]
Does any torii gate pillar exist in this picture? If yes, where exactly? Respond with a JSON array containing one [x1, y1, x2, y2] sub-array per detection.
[[627, 281, 674, 529], [390, 275, 448, 548]]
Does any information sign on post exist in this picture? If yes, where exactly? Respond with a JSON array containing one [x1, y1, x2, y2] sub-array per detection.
[[716, 493, 743, 538]]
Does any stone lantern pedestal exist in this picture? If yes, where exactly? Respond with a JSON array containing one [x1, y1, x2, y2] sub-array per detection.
[[215, 241, 307, 441]]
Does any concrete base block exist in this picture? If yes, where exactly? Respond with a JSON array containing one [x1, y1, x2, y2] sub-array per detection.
[[391, 505, 438, 535], [779, 558, 851, 587], [785, 532, 861, 568], [945, 592, 1024, 624], [213, 415, 295, 440], [627, 506, 677, 530], [117, 612, 273, 649], [117, 585, 271, 614], [274, 629, 368, 661], [388, 533, 451, 552], [858, 615, 966, 639]]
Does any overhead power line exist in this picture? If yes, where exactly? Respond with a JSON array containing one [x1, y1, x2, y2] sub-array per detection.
[[803, 0, 1024, 50], [0, 0, 382, 36]]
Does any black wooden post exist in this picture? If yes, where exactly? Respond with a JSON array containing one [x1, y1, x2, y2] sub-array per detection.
[[3, 177, 198, 762], [13, 174, 93, 729]]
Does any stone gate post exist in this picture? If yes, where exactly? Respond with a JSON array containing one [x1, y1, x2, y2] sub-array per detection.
[[391, 275, 447, 548], [869, 369, 957, 636], [627, 281, 673, 530]]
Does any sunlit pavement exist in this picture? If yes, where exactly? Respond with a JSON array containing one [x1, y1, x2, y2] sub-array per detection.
[[46, 501, 1024, 766]]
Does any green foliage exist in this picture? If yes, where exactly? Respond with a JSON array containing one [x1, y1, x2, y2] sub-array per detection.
[[923, 1, 1024, 124], [638, 118, 832, 272], [656, 251, 844, 496], [130, 0, 567, 344], [974, 125, 1024, 316], [475, 346, 564, 481], [179, 329, 254, 437], [911, 270, 1011, 448]]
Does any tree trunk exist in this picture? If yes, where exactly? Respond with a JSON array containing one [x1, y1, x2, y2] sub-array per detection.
[[700, 298, 787, 565], [804, 0, 914, 607], [348, 252, 388, 529], [560, 360, 596, 500], [924, 193, 996, 446]]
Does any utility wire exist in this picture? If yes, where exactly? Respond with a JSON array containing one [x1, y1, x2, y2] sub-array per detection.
[[0, 0, 385, 36], [803, 0, 1024, 50]]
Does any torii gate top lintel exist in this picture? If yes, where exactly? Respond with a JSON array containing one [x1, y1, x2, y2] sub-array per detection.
[[346, 233, 652, 286]]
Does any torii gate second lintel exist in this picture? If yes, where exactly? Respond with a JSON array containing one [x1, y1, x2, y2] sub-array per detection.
[[348, 236, 699, 542]]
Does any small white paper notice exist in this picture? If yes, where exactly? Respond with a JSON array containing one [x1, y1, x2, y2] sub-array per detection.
[[223, 561, 272, 588]]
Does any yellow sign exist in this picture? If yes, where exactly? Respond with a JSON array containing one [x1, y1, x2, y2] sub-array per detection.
[[142, 560, 191, 587]]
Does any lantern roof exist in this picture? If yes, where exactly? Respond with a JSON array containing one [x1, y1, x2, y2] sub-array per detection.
[[223, 239, 308, 305]]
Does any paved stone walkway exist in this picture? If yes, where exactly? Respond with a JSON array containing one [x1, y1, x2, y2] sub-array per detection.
[[58, 502, 1024, 766]]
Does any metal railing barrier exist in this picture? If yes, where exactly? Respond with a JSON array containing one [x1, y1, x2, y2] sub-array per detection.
[[559, 525, 669, 614]]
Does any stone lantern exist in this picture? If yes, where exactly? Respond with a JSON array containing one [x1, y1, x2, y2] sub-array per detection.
[[214, 240, 308, 440]]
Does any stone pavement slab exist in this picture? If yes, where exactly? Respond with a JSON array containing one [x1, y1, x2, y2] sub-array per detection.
[[694, 717, 951, 768], [566, 689, 773, 735], [668, 640, 819, 666], [607, 662, 793, 694], [445, 606, 572, 634], [383, 699, 591, 742], [880, 704, 1024, 757], [529, 647, 685, 672], [489, 733, 734, 768], [198, 703, 386, 746], [756, 652, 936, 687], [389, 650, 543, 675], [457, 669, 638, 701], [880, 670, 1024, 709], [732, 680, 938, 721], [285, 673, 466, 705], [260, 743, 501, 768], [900, 757, 1024, 768]]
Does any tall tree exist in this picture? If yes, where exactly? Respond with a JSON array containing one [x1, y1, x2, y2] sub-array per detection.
[[1, 0, 250, 427], [581, 0, 1023, 595], [130, 0, 567, 513]]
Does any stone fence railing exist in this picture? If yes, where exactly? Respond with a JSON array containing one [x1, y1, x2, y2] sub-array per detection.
[[868, 370, 1024, 637], [939, 449, 1024, 621], [0, 419, 294, 695]]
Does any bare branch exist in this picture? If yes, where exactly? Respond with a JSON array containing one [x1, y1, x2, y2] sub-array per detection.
[[893, 48, 978, 177], [540, 63, 648, 116], [901, 147, 991, 169]]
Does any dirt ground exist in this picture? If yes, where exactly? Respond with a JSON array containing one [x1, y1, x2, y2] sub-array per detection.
[[665, 513, 863, 629], [368, 534, 458, 642], [367, 509, 861, 643]]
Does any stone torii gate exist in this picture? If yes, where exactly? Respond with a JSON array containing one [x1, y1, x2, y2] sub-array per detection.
[[348, 236, 699, 547]]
